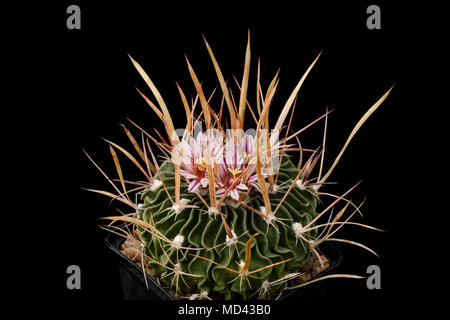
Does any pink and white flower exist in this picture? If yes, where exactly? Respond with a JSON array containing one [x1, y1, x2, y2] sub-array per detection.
[[177, 130, 264, 203], [214, 134, 259, 201], [179, 131, 223, 193]]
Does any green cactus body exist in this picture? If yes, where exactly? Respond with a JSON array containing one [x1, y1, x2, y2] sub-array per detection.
[[139, 155, 318, 299]]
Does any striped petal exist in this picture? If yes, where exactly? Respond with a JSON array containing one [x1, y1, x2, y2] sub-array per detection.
[[188, 180, 200, 192], [229, 189, 239, 201], [200, 177, 209, 188]]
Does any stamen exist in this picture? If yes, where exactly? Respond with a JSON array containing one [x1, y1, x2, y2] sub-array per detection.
[[228, 167, 243, 180], [195, 157, 207, 171]]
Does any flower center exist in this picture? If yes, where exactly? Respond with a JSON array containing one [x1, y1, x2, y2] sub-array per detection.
[[228, 167, 242, 181], [195, 157, 208, 171]]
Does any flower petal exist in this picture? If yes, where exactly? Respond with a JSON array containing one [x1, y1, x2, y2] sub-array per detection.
[[215, 188, 227, 197], [188, 180, 200, 192], [200, 177, 209, 188], [230, 189, 239, 201], [236, 183, 248, 191]]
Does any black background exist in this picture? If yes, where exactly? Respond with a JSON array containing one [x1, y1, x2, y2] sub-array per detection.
[[32, 0, 432, 313]]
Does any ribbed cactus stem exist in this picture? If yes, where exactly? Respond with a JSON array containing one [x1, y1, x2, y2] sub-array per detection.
[[139, 155, 318, 299]]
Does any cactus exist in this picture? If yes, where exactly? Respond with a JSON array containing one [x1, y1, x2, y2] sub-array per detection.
[[87, 33, 392, 300], [138, 154, 318, 299]]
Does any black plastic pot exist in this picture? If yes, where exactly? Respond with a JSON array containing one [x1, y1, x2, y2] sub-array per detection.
[[105, 231, 342, 300]]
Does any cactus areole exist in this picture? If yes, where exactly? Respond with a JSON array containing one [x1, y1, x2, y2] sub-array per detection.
[[90, 33, 391, 300]]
